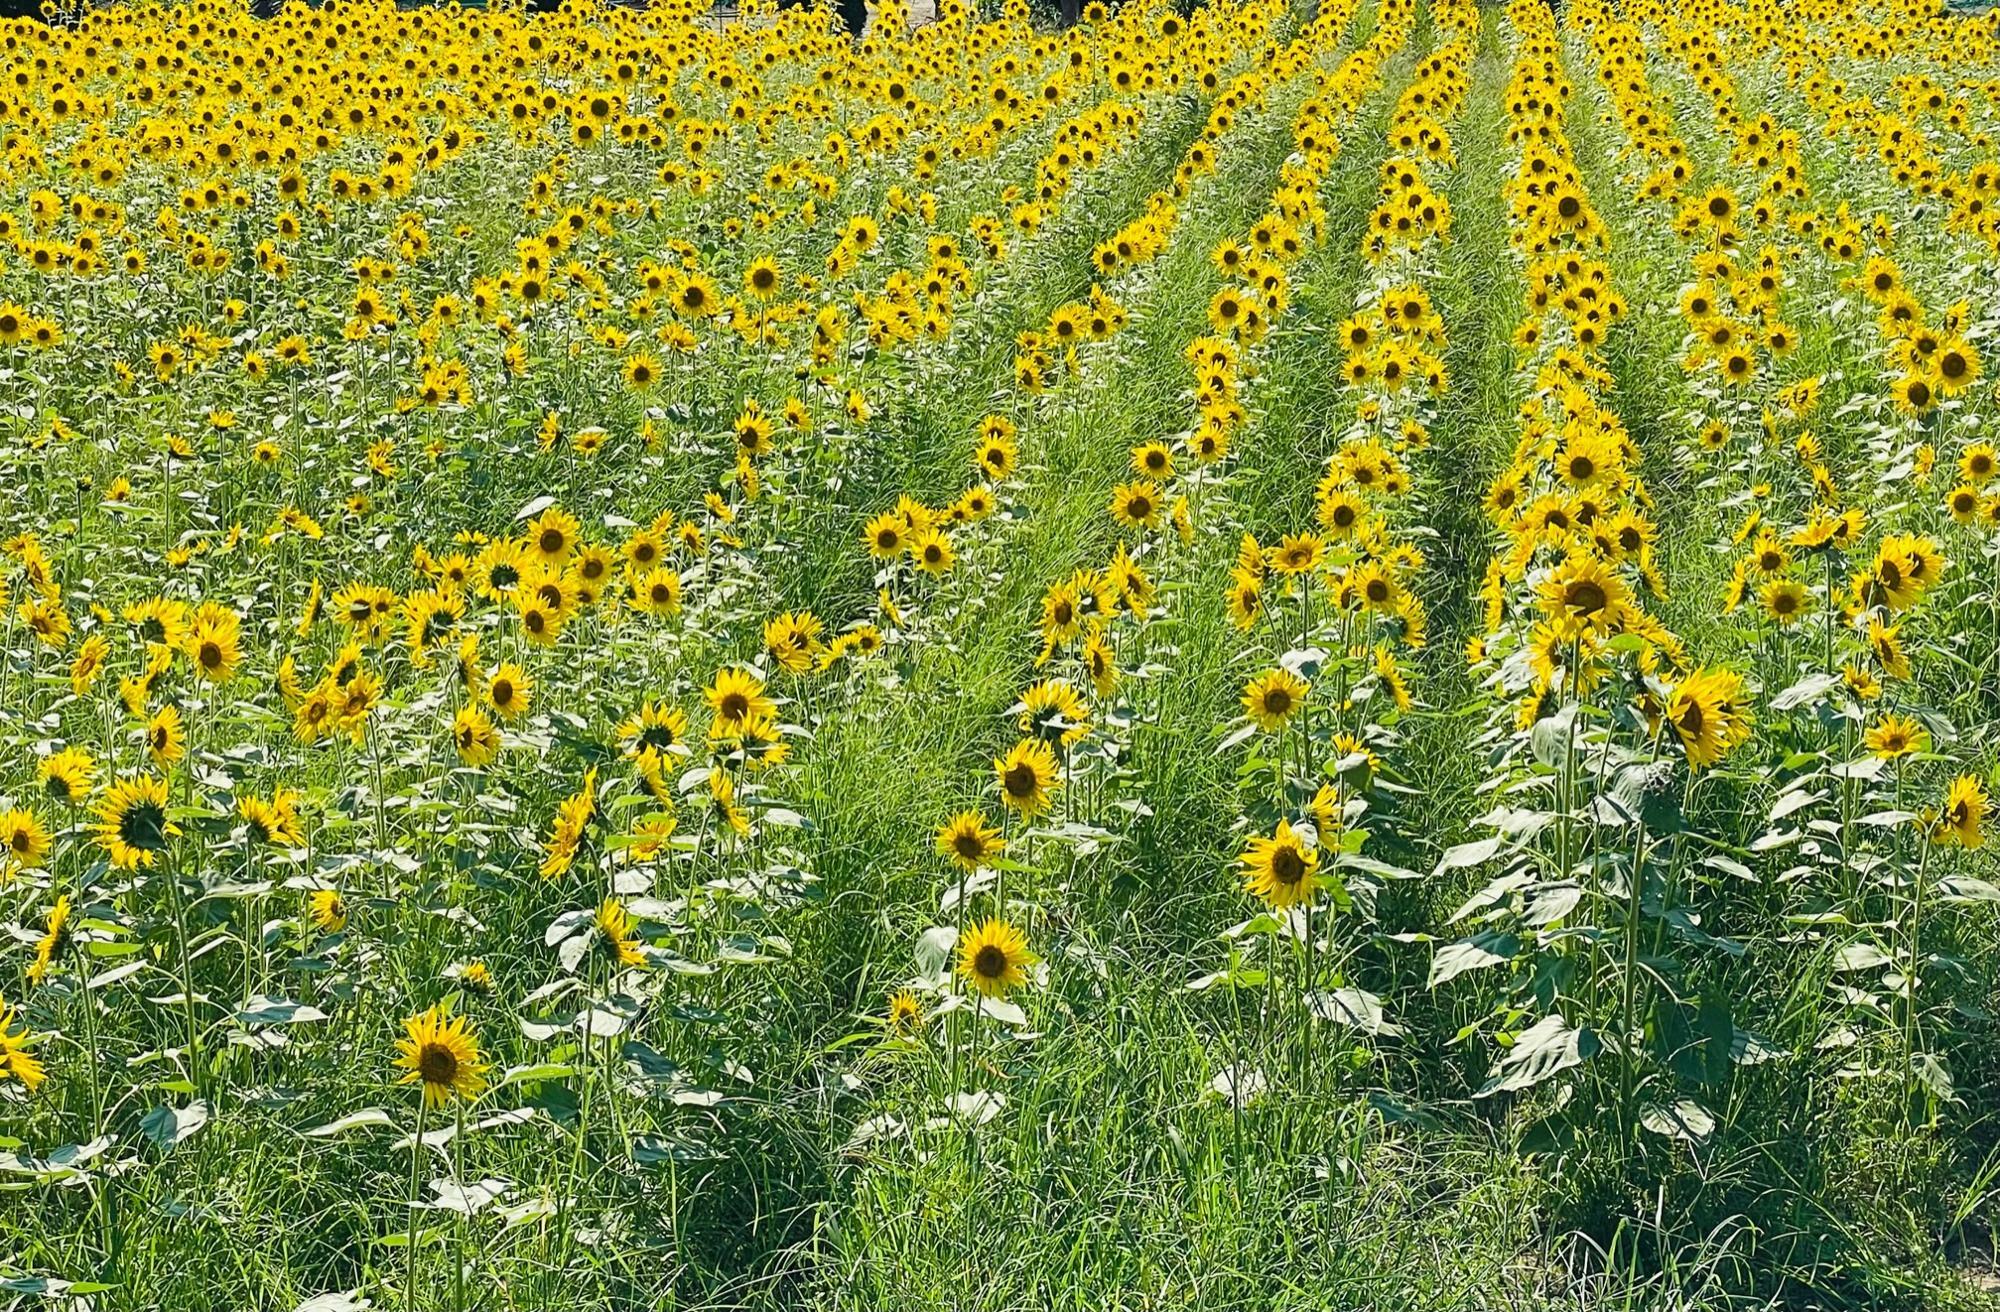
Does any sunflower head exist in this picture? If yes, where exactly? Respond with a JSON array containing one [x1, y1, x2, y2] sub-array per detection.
[[957, 918, 1034, 999], [394, 1004, 486, 1109]]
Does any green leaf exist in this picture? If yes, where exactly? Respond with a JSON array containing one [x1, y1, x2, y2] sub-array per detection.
[[139, 1100, 211, 1153], [1429, 931, 1518, 988], [1640, 1098, 1716, 1145], [1476, 1015, 1595, 1097], [1432, 836, 1504, 876], [236, 996, 329, 1026]]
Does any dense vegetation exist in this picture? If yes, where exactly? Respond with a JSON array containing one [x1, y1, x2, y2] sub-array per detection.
[[3, 0, 2000, 1306]]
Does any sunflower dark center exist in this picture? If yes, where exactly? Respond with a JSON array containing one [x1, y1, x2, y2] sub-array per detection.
[[418, 1042, 458, 1086], [1271, 846, 1305, 885], [1565, 581, 1607, 614]]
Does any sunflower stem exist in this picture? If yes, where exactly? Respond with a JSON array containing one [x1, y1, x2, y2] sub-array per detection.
[[1903, 834, 1934, 1128], [453, 1097, 467, 1312], [406, 1099, 427, 1312]]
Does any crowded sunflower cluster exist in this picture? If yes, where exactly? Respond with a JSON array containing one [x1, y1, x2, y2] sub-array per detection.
[[5, 0, 2000, 1303]]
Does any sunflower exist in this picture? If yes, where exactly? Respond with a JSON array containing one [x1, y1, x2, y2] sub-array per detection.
[[526, 507, 580, 565], [0, 999, 45, 1092], [974, 426, 1018, 482], [1239, 820, 1319, 910], [1537, 554, 1629, 638], [1933, 339, 1981, 396], [1758, 578, 1811, 626], [1891, 373, 1936, 415], [1038, 580, 1086, 652], [144, 705, 187, 767], [94, 774, 175, 869], [885, 989, 925, 1033], [1242, 668, 1309, 732], [595, 898, 648, 968], [1946, 484, 1982, 523], [185, 606, 242, 682], [861, 512, 907, 559], [69, 634, 109, 696], [442, 702, 496, 765], [1226, 570, 1263, 630], [623, 352, 661, 390], [335, 671, 382, 743], [486, 663, 532, 721], [1864, 714, 1930, 761], [1082, 629, 1119, 697], [1861, 534, 1945, 612], [293, 687, 336, 745], [764, 611, 825, 674], [909, 528, 955, 575], [240, 791, 304, 848], [1932, 775, 1988, 849], [514, 594, 565, 647], [705, 668, 775, 736], [956, 918, 1034, 998], [402, 590, 463, 665], [744, 255, 782, 300], [124, 597, 190, 651], [1959, 442, 1997, 486], [1109, 480, 1163, 530], [1, 808, 52, 874], [628, 566, 682, 617], [26, 894, 72, 986], [994, 738, 1060, 817], [619, 702, 689, 759], [21, 598, 71, 650], [1318, 488, 1369, 538], [308, 889, 348, 932], [1267, 533, 1326, 575], [623, 807, 681, 861], [1866, 616, 1912, 681], [1664, 668, 1751, 771], [1019, 679, 1091, 746], [473, 537, 530, 603], [705, 769, 751, 838], [936, 811, 1005, 871], [393, 1004, 487, 1109]]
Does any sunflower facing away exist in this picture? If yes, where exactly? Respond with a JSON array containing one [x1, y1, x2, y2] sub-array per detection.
[[94, 774, 176, 870]]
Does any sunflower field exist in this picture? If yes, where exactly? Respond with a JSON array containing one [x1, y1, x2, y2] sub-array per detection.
[[4, 0, 2000, 1304]]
